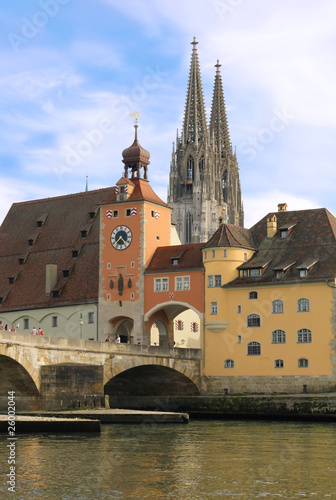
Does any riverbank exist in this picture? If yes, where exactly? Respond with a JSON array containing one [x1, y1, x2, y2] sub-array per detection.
[[0, 415, 101, 433], [107, 393, 336, 421], [20, 408, 189, 424]]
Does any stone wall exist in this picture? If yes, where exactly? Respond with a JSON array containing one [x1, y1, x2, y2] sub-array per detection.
[[201, 375, 336, 395]]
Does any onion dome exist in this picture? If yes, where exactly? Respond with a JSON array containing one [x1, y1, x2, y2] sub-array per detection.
[[122, 123, 150, 180]]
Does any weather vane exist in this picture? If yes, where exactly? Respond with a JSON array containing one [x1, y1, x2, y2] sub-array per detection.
[[130, 112, 139, 124]]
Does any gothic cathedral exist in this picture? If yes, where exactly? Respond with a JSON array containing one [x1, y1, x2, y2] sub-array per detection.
[[168, 38, 244, 244]]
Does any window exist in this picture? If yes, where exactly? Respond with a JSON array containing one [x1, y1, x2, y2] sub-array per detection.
[[249, 291, 258, 299], [126, 209, 131, 217], [271, 329, 286, 344], [224, 359, 234, 368], [244, 253, 247, 261], [24, 318, 29, 330], [211, 302, 218, 315], [175, 276, 189, 291], [250, 268, 261, 277], [243, 269, 248, 277], [237, 305, 241, 314], [280, 230, 288, 239], [204, 251, 207, 259], [272, 300, 284, 314], [107, 294, 110, 300], [223, 250, 227, 258], [275, 271, 283, 279], [247, 341, 261, 355], [297, 298, 310, 312], [52, 316, 58, 328], [176, 320, 183, 331], [298, 358, 309, 368], [88, 312, 94, 324], [131, 261, 135, 268], [274, 359, 284, 368], [187, 156, 194, 180], [107, 263, 111, 269], [151, 210, 155, 218], [155, 278, 169, 292], [212, 250, 216, 258], [208, 275, 221, 287], [191, 322, 198, 332], [247, 314, 260, 327], [297, 328, 312, 343], [237, 335, 242, 344], [172, 258, 179, 265], [299, 269, 307, 278], [113, 210, 118, 218]]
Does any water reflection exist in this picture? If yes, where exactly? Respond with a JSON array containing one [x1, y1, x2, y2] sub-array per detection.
[[1, 421, 336, 499]]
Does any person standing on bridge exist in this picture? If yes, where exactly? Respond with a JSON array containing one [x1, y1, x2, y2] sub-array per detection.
[[115, 335, 121, 343], [31, 327, 37, 335]]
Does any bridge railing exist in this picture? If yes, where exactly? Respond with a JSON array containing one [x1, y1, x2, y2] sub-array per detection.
[[0, 331, 202, 360]]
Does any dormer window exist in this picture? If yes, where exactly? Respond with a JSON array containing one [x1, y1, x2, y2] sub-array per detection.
[[81, 230, 87, 238], [299, 269, 307, 278], [280, 230, 288, 239], [172, 258, 179, 265], [276, 270, 283, 279], [250, 268, 261, 277]]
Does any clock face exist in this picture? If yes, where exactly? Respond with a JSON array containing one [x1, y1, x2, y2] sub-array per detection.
[[111, 225, 132, 250]]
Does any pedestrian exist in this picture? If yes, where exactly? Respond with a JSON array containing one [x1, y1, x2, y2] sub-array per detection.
[[0, 321, 3, 330], [115, 335, 121, 343], [105, 335, 111, 342], [38, 327, 43, 336], [10, 325, 15, 332], [31, 327, 37, 335]]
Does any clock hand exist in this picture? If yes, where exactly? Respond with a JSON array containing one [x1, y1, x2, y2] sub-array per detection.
[[117, 236, 126, 244]]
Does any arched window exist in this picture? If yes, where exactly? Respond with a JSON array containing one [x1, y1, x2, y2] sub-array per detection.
[[249, 291, 258, 300], [185, 212, 193, 244], [187, 156, 194, 180], [224, 359, 234, 368], [247, 314, 260, 327], [272, 300, 284, 314], [298, 358, 309, 368], [297, 328, 312, 343], [297, 298, 310, 312], [271, 330, 286, 344], [247, 341, 261, 355], [274, 359, 284, 368]]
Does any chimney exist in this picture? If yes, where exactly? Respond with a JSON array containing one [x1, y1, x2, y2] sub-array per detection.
[[278, 203, 287, 212], [267, 215, 277, 238], [46, 264, 57, 294]]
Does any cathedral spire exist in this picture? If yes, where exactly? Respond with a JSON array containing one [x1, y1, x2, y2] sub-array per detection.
[[210, 60, 231, 157], [182, 37, 208, 145]]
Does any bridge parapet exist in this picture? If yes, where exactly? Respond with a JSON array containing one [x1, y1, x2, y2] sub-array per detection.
[[0, 331, 202, 360]]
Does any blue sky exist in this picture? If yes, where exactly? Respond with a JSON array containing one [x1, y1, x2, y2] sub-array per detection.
[[1, 0, 336, 227]]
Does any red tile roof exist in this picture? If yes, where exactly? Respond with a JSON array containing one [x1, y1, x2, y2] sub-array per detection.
[[226, 208, 336, 286], [202, 223, 255, 250], [102, 178, 168, 207], [0, 187, 115, 311], [146, 243, 204, 273]]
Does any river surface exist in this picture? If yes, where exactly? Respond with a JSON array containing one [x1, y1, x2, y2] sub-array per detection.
[[1, 420, 336, 499]]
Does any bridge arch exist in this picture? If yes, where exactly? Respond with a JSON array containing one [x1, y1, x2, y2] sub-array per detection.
[[0, 352, 39, 395], [105, 358, 200, 397]]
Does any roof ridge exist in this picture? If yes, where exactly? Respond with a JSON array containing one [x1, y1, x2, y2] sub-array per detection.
[[11, 187, 115, 208]]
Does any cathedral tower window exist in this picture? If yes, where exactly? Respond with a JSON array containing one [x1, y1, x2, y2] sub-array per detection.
[[187, 156, 194, 180]]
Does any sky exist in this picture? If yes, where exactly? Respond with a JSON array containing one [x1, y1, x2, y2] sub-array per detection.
[[0, 0, 336, 228]]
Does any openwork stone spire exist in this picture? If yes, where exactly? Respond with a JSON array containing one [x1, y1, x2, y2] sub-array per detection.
[[210, 60, 231, 157], [182, 37, 208, 145]]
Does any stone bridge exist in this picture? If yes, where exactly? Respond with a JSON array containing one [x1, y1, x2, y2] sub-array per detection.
[[0, 331, 202, 411]]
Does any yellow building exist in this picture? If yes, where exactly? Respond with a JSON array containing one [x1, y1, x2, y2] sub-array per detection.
[[202, 204, 336, 394]]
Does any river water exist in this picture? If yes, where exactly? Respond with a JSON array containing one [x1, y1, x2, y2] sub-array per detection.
[[1, 420, 336, 499]]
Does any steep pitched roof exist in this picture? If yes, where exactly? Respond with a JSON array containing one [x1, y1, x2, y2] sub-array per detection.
[[145, 243, 204, 273], [102, 178, 168, 208], [0, 187, 115, 311], [202, 223, 255, 250], [225, 208, 336, 287]]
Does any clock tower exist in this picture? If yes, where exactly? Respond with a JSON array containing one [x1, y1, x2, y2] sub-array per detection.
[[98, 122, 172, 344]]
